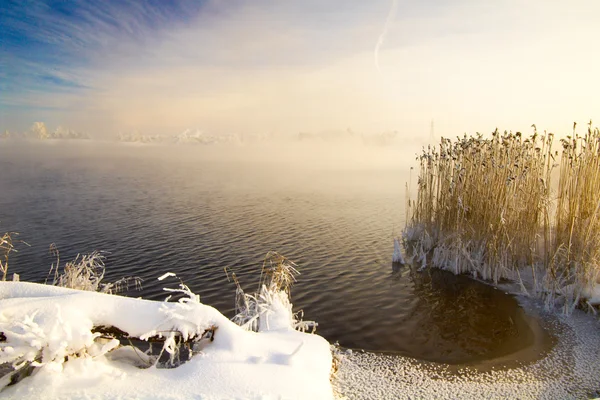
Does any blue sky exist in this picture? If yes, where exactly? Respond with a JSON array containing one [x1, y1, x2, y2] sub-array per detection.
[[1, 0, 600, 137], [1, 1, 202, 100]]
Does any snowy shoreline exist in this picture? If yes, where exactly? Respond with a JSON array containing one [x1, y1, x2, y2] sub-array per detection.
[[2, 273, 599, 399], [333, 289, 600, 399], [0, 282, 334, 399]]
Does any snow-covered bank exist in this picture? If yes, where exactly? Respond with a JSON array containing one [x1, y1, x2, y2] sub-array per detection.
[[0, 282, 334, 399], [334, 295, 600, 399]]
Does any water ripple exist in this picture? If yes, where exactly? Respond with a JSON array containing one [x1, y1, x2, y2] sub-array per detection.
[[0, 143, 543, 364]]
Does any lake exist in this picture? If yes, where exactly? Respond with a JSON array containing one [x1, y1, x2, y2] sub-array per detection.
[[0, 140, 552, 365]]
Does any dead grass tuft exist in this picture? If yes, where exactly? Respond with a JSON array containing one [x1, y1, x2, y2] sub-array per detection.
[[0, 232, 16, 282], [226, 251, 317, 333], [47, 244, 141, 294]]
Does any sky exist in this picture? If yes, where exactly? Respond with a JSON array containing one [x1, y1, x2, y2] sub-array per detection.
[[1, 0, 599, 138]]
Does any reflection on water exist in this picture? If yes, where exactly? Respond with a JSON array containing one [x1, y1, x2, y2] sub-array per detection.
[[389, 262, 537, 363], [311, 254, 545, 364], [0, 142, 550, 364]]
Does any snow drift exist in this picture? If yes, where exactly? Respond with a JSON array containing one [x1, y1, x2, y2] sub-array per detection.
[[0, 281, 334, 399]]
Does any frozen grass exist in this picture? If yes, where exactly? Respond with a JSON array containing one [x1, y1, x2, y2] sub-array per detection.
[[0, 232, 24, 282], [404, 122, 600, 312], [0, 233, 15, 282], [226, 251, 317, 333], [47, 244, 141, 294]]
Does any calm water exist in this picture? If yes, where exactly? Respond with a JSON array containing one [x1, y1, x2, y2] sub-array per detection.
[[0, 141, 546, 364]]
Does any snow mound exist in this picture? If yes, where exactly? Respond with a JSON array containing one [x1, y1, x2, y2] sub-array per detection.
[[0, 282, 333, 399]]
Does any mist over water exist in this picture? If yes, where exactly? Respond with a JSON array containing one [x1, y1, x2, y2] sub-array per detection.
[[0, 140, 548, 364]]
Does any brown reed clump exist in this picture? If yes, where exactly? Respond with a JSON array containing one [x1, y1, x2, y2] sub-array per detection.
[[548, 122, 600, 311], [405, 128, 555, 282], [404, 122, 600, 312]]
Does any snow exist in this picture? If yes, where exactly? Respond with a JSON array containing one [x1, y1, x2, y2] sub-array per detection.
[[392, 238, 405, 264], [3, 272, 599, 399], [157, 272, 176, 281], [583, 284, 600, 306], [0, 282, 334, 400]]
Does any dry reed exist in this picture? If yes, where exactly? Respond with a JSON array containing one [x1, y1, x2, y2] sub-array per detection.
[[404, 122, 600, 312], [226, 251, 317, 332], [47, 244, 141, 294], [0, 232, 26, 282], [0, 233, 16, 281], [547, 122, 600, 311]]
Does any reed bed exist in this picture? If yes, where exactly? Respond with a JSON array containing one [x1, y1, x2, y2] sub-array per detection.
[[404, 122, 600, 312], [548, 123, 600, 311]]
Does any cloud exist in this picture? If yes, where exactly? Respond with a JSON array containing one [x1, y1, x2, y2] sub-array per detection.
[[2, 0, 600, 136]]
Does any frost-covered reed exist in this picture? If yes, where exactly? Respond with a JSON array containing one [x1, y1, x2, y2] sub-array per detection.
[[405, 122, 600, 312], [226, 251, 317, 333], [547, 123, 600, 311], [405, 128, 555, 281], [47, 244, 141, 294], [0, 232, 25, 282], [0, 232, 16, 281]]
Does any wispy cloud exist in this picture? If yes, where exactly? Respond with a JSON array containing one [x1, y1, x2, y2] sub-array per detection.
[[2, 0, 600, 136], [1, 1, 203, 97]]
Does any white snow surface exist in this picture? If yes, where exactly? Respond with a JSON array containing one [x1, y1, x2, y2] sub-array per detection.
[[583, 284, 600, 306], [0, 282, 333, 400]]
